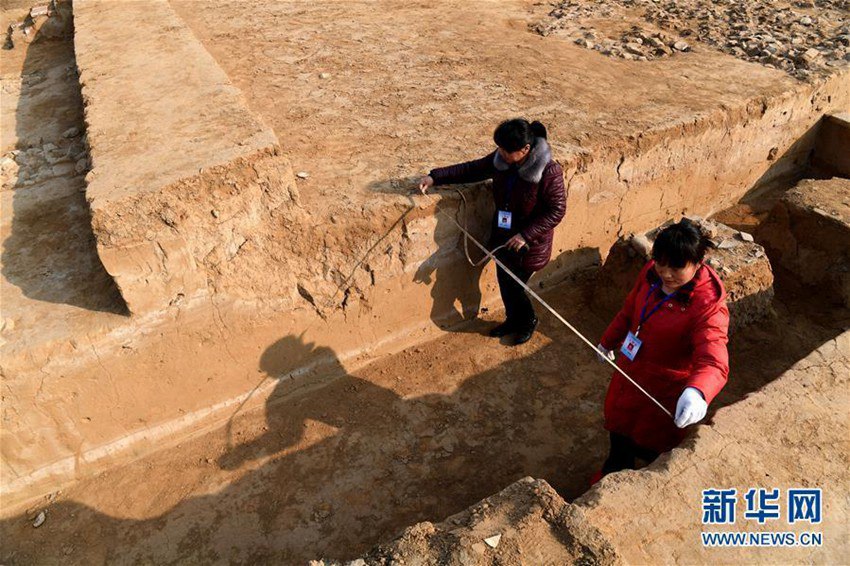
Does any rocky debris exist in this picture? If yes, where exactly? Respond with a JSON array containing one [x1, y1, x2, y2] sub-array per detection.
[[3, 0, 73, 49], [593, 217, 774, 331], [532, 0, 850, 80], [758, 177, 850, 307], [2, 133, 90, 190], [361, 477, 620, 565]]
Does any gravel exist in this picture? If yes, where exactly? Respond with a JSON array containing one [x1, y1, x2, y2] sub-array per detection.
[[532, 0, 850, 81]]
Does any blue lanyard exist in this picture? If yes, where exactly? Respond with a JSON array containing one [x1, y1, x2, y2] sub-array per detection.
[[636, 282, 678, 336]]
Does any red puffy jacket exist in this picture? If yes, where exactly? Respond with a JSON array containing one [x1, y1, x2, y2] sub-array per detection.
[[600, 261, 730, 453]]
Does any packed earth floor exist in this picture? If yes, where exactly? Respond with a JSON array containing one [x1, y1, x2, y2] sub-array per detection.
[[1, 0, 849, 564], [1, 257, 847, 563]]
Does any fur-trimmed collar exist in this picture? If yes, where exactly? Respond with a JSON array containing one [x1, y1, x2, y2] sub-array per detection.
[[493, 137, 552, 183]]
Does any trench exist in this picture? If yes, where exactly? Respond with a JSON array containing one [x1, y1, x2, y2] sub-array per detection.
[[1, 170, 847, 563], [1, 3, 849, 565], [0, 2, 125, 317]]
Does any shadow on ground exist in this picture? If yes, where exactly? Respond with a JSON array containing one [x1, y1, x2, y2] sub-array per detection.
[[1, 247, 846, 564], [1, 27, 847, 565], [0, 6, 125, 315]]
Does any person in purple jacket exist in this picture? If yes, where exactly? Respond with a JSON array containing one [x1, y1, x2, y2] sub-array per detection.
[[419, 119, 567, 345]]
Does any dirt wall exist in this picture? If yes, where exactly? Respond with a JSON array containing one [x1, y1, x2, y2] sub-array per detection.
[[553, 69, 850, 271], [361, 330, 850, 564], [812, 112, 850, 176], [73, 0, 299, 315], [758, 177, 850, 307], [3, 0, 850, 512]]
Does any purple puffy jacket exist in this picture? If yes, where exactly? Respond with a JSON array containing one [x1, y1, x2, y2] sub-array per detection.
[[429, 137, 567, 272]]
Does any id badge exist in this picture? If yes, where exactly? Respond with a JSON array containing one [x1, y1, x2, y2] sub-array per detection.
[[620, 331, 642, 361], [497, 210, 512, 230]]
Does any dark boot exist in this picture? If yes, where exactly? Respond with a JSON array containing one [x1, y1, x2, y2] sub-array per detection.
[[512, 316, 538, 345], [488, 320, 515, 337]]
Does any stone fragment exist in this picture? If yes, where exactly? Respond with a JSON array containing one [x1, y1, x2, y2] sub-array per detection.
[[32, 511, 45, 528], [801, 48, 820, 62], [30, 5, 50, 18], [63, 127, 80, 138], [484, 534, 502, 548], [629, 233, 652, 257], [52, 162, 75, 176], [624, 42, 644, 55]]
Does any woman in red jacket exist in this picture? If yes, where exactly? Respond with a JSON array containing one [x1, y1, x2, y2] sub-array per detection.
[[418, 119, 567, 345], [595, 219, 729, 477]]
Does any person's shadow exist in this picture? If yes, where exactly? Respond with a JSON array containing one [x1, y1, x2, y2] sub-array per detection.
[[368, 177, 494, 333], [1, 322, 610, 564], [216, 333, 399, 470]]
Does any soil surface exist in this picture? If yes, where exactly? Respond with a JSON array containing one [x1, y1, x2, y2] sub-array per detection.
[[170, 0, 794, 212], [1, 254, 846, 563], [0, 3, 125, 353], [1, 1, 849, 564]]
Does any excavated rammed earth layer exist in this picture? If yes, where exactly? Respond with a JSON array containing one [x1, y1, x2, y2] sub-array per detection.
[[363, 331, 850, 565], [592, 219, 774, 331], [2, 0, 850, 510], [812, 112, 850, 176], [73, 0, 300, 315], [759, 177, 850, 307]]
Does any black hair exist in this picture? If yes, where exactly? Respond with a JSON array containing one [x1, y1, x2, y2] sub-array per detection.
[[493, 118, 547, 152], [652, 218, 708, 268]]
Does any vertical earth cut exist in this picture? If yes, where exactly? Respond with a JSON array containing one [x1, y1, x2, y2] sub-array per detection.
[[73, 0, 300, 315]]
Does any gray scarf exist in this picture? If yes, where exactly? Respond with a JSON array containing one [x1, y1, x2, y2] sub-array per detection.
[[492, 137, 552, 183]]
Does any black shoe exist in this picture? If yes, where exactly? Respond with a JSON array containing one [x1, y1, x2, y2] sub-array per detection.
[[488, 320, 515, 337], [512, 317, 539, 346]]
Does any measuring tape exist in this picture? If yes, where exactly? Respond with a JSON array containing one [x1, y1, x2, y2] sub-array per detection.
[[434, 190, 673, 419]]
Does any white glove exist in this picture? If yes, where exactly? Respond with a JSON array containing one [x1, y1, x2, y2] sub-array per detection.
[[596, 343, 615, 364], [675, 387, 708, 428]]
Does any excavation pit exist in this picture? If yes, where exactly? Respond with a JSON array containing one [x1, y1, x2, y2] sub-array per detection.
[[593, 218, 775, 330], [1, 0, 849, 564], [758, 177, 850, 307]]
